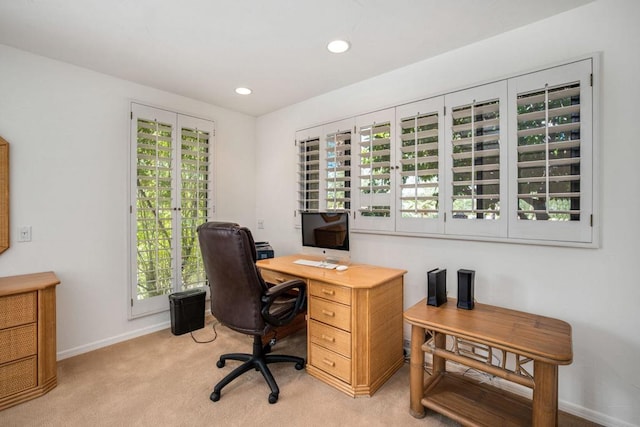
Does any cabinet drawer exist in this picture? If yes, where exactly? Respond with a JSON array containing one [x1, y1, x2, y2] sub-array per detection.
[[309, 298, 351, 331], [0, 356, 38, 399], [260, 269, 304, 286], [0, 292, 37, 329], [309, 344, 351, 384], [309, 319, 351, 358], [0, 324, 37, 364], [309, 281, 351, 305]]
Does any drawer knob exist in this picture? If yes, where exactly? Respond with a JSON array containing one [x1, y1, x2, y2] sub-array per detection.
[[321, 309, 335, 317], [321, 334, 335, 343], [321, 289, 335, 296], [322, 358, 335, 367]]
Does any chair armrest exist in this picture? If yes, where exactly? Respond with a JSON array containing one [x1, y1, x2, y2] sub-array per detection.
[[261, 279, 306, 326]]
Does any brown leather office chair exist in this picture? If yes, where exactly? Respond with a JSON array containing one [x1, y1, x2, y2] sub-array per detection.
[[197, 222, 307, 404]]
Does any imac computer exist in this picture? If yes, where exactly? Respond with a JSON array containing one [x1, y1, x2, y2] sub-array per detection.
[[300, 211, 350, 265]]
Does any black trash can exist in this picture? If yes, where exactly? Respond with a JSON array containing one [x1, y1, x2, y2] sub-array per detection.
[[169, 289, 206, 335]]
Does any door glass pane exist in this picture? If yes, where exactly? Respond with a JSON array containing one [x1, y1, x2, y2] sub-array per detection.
[[180, 127, 210, 290], [136, 118, 174, 300]]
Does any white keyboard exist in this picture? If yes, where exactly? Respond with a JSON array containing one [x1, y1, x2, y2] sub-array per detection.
[[293, 259, 337, 269]]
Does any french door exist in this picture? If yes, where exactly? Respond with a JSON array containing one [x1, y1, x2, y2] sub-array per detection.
[[129, 103, 214, 317]]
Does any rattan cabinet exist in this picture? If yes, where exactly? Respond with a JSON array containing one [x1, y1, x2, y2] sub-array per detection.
[[0, 272, 60, 411]]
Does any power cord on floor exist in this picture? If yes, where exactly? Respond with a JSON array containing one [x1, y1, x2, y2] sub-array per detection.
[[190, 319, 219, 344]]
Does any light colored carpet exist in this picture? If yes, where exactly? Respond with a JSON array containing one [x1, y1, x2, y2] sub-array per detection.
[[0, 317, 457, 427], [1, 317, 597, 427]]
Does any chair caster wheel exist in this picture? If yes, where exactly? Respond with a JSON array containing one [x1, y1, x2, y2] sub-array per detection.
[[295, 362, 304, 370], [268, 392, 278, 404], [216, 360, 225, 368], [210, 391, 221, 402]]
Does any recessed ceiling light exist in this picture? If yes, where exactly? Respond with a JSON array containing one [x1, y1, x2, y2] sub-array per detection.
[[235, 87, 252, 95], [327, 39, 350, 54]]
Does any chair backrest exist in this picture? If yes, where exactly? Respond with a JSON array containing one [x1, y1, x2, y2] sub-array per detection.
[[197, 222, 269, 336]]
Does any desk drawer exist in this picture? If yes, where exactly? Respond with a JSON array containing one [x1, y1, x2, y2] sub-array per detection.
[[309, 344, 351, 384], [309, 319, 351, 358], [0, 324, 37, 365], [309, 298, 351, 331], [260, 269, 304, 286], [0, 292, 37, 329], [309, 281, 351, 305]]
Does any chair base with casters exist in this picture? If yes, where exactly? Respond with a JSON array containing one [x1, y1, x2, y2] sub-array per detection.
[[197, 222, 307, 404], [211, 335, 305, 404]]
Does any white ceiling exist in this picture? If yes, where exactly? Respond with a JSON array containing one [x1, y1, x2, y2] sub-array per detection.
[[0, 0, 593, 117]]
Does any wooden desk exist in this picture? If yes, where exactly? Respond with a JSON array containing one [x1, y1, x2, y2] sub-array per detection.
[[0, 272, 60, 411], [256, 255, 406, 397], [404, 299, 572, 426]]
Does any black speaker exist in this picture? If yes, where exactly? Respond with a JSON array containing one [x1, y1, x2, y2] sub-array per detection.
[[457, 269, 475, 310], [169, 289, 206, 335], [427, 268, 447, 307]]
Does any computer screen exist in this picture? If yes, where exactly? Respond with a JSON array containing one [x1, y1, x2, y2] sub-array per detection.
[[300, 212, 349, 252]]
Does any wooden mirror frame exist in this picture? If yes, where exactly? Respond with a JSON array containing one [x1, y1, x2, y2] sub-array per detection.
[[0, 136, 8, 254]]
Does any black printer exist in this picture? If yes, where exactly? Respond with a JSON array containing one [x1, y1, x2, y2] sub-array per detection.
[[255, 241, 274, 260]]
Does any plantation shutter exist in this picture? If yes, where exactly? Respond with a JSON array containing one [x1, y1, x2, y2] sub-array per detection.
[[516, 85, 581, 219], [324, 119, 352, 212], [293, 56, 597, 246], [396, 98, 445, 234], [353, 109, 395, 231], [134, 109, 176, 310], [130, 103, 214, 317], [451, 100, 501, 218], [445, 82, 508, 237], [296, 127, 322, 213], [178, 115, 212, 290], [508, 59, 593, 242]]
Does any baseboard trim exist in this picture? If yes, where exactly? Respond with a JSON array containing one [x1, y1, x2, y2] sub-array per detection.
[[493, 373, 633, 427], [556, 400, 636, 427], [56, 321, 171, 360]]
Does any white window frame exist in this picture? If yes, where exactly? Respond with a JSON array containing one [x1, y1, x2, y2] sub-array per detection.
[[129, 103, 215, 318], [444, 81, 509, 238], [352, 108, 396, 232], [323, 118, 354, 213], [395, 97, 445, 234], [507, 59, 594, 243], [295, 55, 598, 247], [296, 126, 323, 219]]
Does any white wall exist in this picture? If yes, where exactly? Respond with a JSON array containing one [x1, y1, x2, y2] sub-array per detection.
[[0, 44, 256, 357], [255, 1, 640, 425], [1, 1, 637, 424]]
